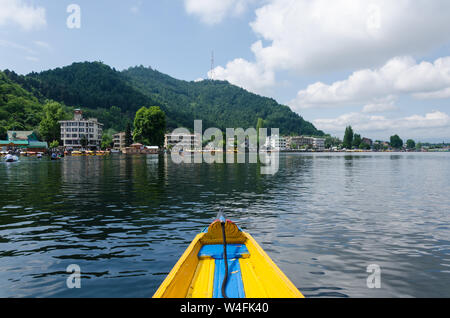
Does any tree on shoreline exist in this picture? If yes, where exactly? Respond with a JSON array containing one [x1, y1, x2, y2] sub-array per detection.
[[101, 134, 114, 150], [325, 135, 341, 149], [125, 122, 133, 147], [256, 117, 265, 150], [416, 142, 423, 151], [390, 135, 403, 149], [343, 126, 354, 149], [49, 140, 59, 150], [39, 102, 67, 143], [359, 142, 371, 150], [133, 106, 166, 147], [352, 134, 362, 149], [406, 139, 416, 150]]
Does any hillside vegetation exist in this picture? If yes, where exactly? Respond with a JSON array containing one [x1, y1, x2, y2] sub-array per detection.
[[1, 62, 324, 138], [123, 66, 322, 136], [0, 71, 44, 139]]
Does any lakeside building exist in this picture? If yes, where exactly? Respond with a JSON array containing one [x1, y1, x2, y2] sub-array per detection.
[[362, 138, 373, 147], [373, 141, 383, 147], [226, 137, 250, 151], [265, 135, 287, 151], [113, 132, 126, 150], [0, 131, 48, 152], [287, 136, 313, 149], [226, 137, 236, 152], [59, 109, 103, 150], [278, 136, 287, 150], [286, 136, 325, 151], [164, 133, 201, 151], [122, 143, 159, 154], [312, 138, 325, 151]]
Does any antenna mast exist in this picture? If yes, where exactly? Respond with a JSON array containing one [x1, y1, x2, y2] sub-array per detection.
[[210, 51, 215, 81]]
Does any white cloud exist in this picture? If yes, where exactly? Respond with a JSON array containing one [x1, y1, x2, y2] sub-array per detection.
[[0, 39, 35, 54], [209, 57, 275, 95], [33, 40, 50, 50], [362, 103, 397, 114], [314, 110, 450, 138], [200, 0, 450, 140], [0, 39, 50, 63], [403, 111, 450, 129], [362, 98, 398, 114], [314, 112, 392, 133], [250, 0, 450, 73], [184, 0, 253, 25], [206, 0, 450, 96], [414, 88, 450, 100], [0, 0, 46, 30], [290, 56, 450, 110]]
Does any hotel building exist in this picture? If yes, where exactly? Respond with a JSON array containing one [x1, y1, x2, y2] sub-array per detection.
[[286, 136, 326, 151], [59, 109, 103, 150]]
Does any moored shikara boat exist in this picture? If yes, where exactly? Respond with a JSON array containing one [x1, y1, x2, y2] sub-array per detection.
[[153, 215, 304, 298]]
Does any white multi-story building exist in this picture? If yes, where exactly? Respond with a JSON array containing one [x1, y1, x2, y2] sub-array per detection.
[[265, 135, 287, 151], [312, 138, 325, 151], [286, 136, 313, 149], [59, 109, 103, 150], [164, 133, 201, 151], [277, 136, 287, 150], [286, 136, 325, 151], [113, 132, 126, 150]]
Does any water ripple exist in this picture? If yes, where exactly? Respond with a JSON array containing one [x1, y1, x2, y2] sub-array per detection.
[[0, 153, 449, 297]]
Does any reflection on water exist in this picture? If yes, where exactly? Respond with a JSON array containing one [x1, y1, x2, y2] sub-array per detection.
[[0, 153, 449, 297]]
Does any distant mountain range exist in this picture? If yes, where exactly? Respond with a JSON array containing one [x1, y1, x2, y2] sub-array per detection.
[[1, 61, 324, 136]]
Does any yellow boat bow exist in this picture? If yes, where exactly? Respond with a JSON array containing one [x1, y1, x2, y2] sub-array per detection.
[[153, 218, 304, 298]]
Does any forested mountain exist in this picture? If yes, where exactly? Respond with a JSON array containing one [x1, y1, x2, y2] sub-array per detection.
[[0, 71, 44, 139], [5, 62, 156, 112], [1, 62, 324, 136], [122, 66, 322, 136]]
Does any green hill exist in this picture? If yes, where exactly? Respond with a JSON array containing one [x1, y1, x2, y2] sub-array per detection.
[[122, 66, 322, 136], [0, 71, 44, 139], [7, 62, 154, 112], [2, 62, 324, 136], [3, 62, 159, 132]]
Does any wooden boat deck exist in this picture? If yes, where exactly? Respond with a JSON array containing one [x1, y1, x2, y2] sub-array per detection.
[[154, 220, 304, 298]]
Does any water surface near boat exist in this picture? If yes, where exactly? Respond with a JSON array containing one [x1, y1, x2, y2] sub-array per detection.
[[0, 153, 449, 297]]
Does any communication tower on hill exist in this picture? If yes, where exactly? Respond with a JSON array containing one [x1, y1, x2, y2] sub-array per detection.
[[209, 51, 215, 81]]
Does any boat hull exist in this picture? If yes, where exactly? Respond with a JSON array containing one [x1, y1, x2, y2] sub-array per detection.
[[153, 220, 303, 298]]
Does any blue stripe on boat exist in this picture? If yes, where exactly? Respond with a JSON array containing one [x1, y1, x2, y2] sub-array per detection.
[[198, 244, 249, 259], [213, 258, 246, 298], [198, 244, 248, 298]]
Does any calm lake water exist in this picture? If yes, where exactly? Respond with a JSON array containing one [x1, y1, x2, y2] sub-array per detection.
[[0, 153, 449, 298]]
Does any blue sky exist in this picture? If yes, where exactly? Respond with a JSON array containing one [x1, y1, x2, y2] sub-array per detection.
[[0, 1, 254, 79], [1, 0, 450, 142]]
